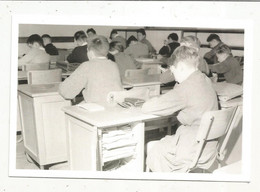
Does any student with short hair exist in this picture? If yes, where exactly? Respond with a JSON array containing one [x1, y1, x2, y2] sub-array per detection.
[[59, 35, 123, 104], [159, 33, 180, 58], [41, 34, 59, 55], [124, 35, 149, 59], [110, 29, 127, 49], [67, 30, 89, 63], [86, 28, 96, 38], [18, 34, 50, 66], [204, 34, 225, 64], [160, 35, 210, 84], [142, 46, 218, 172], [109, 41, 138, 77], [137, 28, 156, 55], [209, 44, 243, 85]]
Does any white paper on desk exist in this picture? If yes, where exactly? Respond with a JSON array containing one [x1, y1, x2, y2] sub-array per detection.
[[77, 103, 105, 112], [212, 82, 243, 101]]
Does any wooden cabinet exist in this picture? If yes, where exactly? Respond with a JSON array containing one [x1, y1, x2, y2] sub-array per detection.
[[18, 83, 71, 169]]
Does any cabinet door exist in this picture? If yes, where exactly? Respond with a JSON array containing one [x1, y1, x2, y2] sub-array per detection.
[[18, 93, 39, 162], [33, 95, 71, 165], [66, 116, 99, 171]]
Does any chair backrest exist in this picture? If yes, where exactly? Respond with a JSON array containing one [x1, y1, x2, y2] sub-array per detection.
[[27, 69, 62, 85], [125, 68, 150, 78], [107, 88, 150, 104], [22, 62, 50, 71], [187, 107, 237, 172]]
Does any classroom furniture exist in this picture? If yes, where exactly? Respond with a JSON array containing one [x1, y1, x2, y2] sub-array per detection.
[[17, 83, 71, 169], [145, 107, 237, 172], [56, 61, 81, 72], [27, 69, 62, 85], [107, 89, 177, 135], [63, 104, 159, 171], [125, 68, 150, 78], [18, 70, 73, 82], [122, 74, 161, 97], [49, 55, 58, 69], [135, 58, 163, 75], [22, 62, 50, 71]]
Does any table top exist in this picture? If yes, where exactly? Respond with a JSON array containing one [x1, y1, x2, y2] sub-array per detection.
[[18, 83, 61, 97], [63, 104, 162, 128], [122, 74, 161, 86]]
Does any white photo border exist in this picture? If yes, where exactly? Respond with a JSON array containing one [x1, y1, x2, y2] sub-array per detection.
[[9, 14, 253, 182]]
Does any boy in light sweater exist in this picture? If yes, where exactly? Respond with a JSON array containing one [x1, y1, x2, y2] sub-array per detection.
[[59, 35, 123, 105], [142, 46, 218, 172]]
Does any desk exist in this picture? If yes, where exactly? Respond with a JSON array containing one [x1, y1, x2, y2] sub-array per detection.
[[135, 58, 164, 75], [63, 105, 160, 171], [18, 83, 71, 169], [122, 74, 161, 97]]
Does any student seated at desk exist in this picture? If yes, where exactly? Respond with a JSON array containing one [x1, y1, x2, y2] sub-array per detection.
[[159, 33, 180, 59], [137, 28, 156, 56], [160, 35, 210, 84], [124, 35, 149, 59], [110, 29, 127, 49], [109, 41, 138, 78], [59, 35, 123, 104], [66, 30, 89, 63], [203, 34, 226, 65], [18, 34, 50, 67], [86, 28, 97, 38], [142, 46, 218, 172], [41, 34, 59, 56], [209, 44, 243, 85]]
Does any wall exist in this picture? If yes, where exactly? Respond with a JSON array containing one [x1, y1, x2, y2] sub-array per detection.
[[1, 2, 260, 192]]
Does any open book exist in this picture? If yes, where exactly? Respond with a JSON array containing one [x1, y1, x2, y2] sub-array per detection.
[[77, 102, 105, 112]]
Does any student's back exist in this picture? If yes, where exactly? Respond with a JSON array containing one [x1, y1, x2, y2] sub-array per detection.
[[20, 48, 50, 65], [124, 42, 149, 58], [114, 52, 137, 77]]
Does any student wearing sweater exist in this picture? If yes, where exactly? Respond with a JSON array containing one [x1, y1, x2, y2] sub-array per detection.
[[209, 44, 243, 85], [109, 41, 138, 78], [159, 33, 180, 58], [137, 28, 156, 55], [124, 35, 149, 59], [41, 34, 59, 56], [110, 29, 127, 49], [59, 35, 123, 104], [142, 46, 218, 172], [203, 34, 225, 65], [66, 30, 89, 63], [18, 34, 50, 67], [160, 35, 210, 84]]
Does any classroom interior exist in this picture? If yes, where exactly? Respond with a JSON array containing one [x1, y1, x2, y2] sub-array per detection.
[[16, 24, 244, 174]]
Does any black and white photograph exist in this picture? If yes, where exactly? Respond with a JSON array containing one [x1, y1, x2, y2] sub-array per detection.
[[1, 1, 260, 192]]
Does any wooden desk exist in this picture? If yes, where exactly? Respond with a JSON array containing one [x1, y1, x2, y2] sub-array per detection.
[[18, 83, 71, 169], [63, 105, 160, 171], [135, 58, 163, 75], [122, 74, 161, 97]]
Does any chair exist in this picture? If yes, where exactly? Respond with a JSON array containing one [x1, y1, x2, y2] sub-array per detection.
[[146, 107, 237, 172], [22, 62, 50, 71], [125, 68, 150, 78], [27, 69, 62, 85]]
